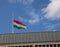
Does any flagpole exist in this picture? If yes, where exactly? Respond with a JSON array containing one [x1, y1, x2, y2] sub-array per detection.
[[12, 12, 14, 33]]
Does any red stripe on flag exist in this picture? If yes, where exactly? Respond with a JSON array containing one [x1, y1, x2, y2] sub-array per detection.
[[14, 20, 26, 26]]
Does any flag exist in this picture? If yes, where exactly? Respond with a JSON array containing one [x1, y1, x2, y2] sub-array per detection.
[[13, 20, 26, 29]]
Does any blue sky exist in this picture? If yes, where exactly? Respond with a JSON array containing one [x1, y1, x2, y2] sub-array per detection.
[[0, 0, 60, 34]]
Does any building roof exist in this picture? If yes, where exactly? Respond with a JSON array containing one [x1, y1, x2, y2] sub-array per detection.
[[0, 31, 60, 44]]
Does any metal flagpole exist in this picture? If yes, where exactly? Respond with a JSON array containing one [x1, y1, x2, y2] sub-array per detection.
[[12, 12, 14, 33]]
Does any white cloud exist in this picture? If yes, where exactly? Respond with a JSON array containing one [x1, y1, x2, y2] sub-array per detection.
[[28, 10, 40, 24], [8, 0, 40, 24], [28, 17, 39, 24], [18, 10, 40, 24], [42, 0, 60, 20]]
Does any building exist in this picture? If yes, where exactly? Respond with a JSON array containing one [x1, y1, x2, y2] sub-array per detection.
[[0, 31, 60, 47]]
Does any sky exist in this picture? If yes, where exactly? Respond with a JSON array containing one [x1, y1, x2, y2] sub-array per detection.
[[0, 0, 60, 34]]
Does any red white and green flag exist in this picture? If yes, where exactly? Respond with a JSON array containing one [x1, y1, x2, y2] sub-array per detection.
[[13, 20, 26, 29]]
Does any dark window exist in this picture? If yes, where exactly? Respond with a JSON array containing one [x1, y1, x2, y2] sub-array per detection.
[[54, 44, 56, 47], [58, 44, 60, 47], [46, 45, 49, 47], [15, 46, 18, 47], [8, 46, 15, 47], [35, 45, 38, 47], [26, 45, 29, 47], [39, 45, 41, 47], [30, 45, 32, 47], [11, 46, 15, 47], [50, 44, 53, 47], [19, 46, 21, 47], [43, 45, 45, 47], [22, 46, 25, 47], [8, 46, 11, 47]]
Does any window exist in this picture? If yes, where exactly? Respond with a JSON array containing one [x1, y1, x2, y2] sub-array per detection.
[[35, 45, 38, 47], [39, 45, 41, 47], [8, 46, 11, 47], [19, 46, 21, 47], [26, 45, 29, 47], [58, 44, 60, 47], [54, 44, 56, 47], [30, 45, 32, 47], [15, 46, 18, 47], [11, 46, 15, 47], [8, 46, 14, 47], [22, 46, 25, 47], [50, 44, 53, 47], [43, 45, 45, 47], [46, 45, 49, 47]]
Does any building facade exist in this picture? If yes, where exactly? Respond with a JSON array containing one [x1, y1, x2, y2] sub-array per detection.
[[0, 31, 60, 47]]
